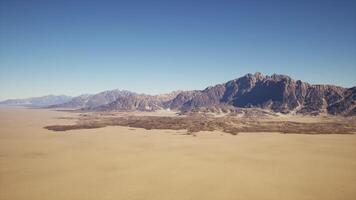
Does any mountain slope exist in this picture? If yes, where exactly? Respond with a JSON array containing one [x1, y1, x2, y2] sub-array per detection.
[[95, 91, 182, 111], [327, 87, 356, 116]]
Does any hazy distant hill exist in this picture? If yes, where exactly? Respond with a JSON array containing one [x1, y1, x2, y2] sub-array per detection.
[[50, 90, 136, 109], [0, 95, 72, 107]]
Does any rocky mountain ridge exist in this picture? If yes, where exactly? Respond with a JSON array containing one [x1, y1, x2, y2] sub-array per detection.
[[88, 73, 355, 116], [2, 73, 354, 116]]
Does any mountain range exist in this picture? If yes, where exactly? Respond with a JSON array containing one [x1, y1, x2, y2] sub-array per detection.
[[1, 73, 355, 116]]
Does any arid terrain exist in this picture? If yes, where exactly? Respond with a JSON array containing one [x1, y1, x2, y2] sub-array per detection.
[[1, 107, 356, 200], [45, 108, 356, 135]]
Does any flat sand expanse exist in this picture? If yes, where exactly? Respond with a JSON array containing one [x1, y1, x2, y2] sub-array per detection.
[[0, 107, 356, 200]]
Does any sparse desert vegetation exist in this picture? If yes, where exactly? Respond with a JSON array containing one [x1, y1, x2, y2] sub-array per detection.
[[45, 110, 356, 135]]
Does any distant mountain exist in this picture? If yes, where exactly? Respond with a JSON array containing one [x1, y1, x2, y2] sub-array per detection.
[[50, 90, 136, 109], [0, 95, 72, 107], [85, 73, 354, 116], [166, 72, 355, 116], [12, 73, 355, 116]]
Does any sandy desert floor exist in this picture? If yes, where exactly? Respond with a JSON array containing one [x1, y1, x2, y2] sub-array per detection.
[[0, 107, 356, 200]]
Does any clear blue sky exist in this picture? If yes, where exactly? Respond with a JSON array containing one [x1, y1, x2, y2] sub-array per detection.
[[1, 0, 355, 100]]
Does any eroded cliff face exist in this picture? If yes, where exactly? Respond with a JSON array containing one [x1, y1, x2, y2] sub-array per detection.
[[327, 87, 356, 116]]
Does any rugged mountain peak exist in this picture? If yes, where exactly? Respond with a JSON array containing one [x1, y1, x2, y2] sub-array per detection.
[[246, 72, 265, 80], [167, 72, 355, 116]]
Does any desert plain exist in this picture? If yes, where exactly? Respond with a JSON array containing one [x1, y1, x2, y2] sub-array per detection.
[[1, 106, 356, 200]]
